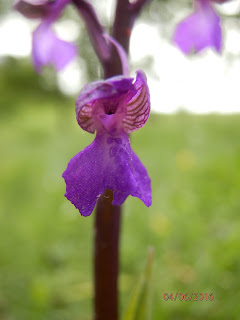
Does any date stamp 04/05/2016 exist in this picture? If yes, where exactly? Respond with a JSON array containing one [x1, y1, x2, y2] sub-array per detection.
[[163, 293, 214, 301]]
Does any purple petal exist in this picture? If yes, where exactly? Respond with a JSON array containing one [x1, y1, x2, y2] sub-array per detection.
[[173, 0, 222, 54], [32, 23, 77, 72], [76, 76, 135, 133], [76, 71, 150, 134], [122, 70, 150, 133], [112, 149, 152, 207], [62, 132, 151, 216]]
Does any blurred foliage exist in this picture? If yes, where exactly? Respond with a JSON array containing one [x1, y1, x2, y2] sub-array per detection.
[[0, 58, 68, 111], [0, 59, 240, 319], [122, 247, 154, 320], [0, 0, 11, 17]]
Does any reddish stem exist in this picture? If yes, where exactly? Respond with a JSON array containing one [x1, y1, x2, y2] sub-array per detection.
[[94, 0, 133, 317], [94, 189, 121, 320], [73, 1, 152, 319], [72, 0, 110, 64]]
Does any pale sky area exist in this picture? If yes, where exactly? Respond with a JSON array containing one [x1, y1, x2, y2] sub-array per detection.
[[0, 0, 240, 113]]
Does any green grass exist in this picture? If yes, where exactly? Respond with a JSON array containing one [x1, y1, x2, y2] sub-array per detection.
[[1, 83, 240, 319]]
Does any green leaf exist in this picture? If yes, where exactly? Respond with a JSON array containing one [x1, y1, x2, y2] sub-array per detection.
[[122, 247, 154, 320]]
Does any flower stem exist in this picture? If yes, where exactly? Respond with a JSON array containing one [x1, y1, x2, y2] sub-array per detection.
[[73, 0, 152, 319], [72, 0, 110, 64], [94, 1, 132, 317], [94, 189, 121, 320]]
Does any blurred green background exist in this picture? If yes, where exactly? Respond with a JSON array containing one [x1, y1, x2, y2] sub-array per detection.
[[1, 1, 240, 319], [1, 58, 240, 320]]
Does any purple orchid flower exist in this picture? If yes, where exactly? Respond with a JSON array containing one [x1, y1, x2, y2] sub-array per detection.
[[63, 71, 152, 216], [173, 0, 225, 54], [14, 0, 77, 71]]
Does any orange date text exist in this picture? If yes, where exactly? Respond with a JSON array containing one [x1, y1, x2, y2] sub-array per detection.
[[163, 293, 214, 301]]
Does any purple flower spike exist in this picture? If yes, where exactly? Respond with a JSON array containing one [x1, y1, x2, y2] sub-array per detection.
[[173, 0, 222, 54], [63, 71, 151, 216], [15, 0, 77, 71]]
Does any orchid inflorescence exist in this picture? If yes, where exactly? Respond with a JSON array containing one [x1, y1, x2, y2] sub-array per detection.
[[14, 0, 230, 73], [14, 0, 230, 215]]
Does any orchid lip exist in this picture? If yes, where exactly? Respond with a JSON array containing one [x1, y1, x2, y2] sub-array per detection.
[[63, 70, 152, 216]]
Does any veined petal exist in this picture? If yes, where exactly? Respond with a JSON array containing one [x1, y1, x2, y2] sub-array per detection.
[[76, 71, 150, 134], [32, 23, 77, 72], [122, 70, 150, 133], [62, 132, 151, 216], [173, 0, 221, 54], [76, 76, 135, 133]]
